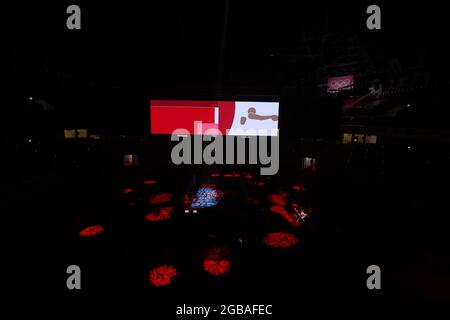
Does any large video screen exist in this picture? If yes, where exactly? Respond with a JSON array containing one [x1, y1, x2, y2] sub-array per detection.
[[151, 100, 279, 136]]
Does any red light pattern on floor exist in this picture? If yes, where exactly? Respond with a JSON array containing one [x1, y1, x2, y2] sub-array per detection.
[[149, 193, 173, 205], [122, 188, 133, 194], [144, 179, 157, 185], [211, 173, 221, 177], [223, 173, 241, 178], [148, 265, 177, 287], [145, 206, 174, 221], [79, 225, 104, 237], [243, 174, 253, 179], [264, 232, 299, 248], [292, 185, 304, 192], [270, 206, 303, 227], [268, 192, 288, 207], [203, 247, 231, 276], [203, 259, 231, 276]]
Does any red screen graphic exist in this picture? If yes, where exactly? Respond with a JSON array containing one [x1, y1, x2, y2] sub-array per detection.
[[152, 107, 215, 134], [151, 100, 236, 135], [150, 100, 279, 135]]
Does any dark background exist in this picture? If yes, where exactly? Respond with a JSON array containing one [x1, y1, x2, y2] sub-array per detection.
[[2, 1, 450, 304], [1, 1, 449, 135]]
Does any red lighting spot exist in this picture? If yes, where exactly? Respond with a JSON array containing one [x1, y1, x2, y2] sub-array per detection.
[[223, 173, 241, 178], [203, 259, 231, 276], [292, 185, 304, 192], [145, 206, 174, 221], [270, 206, 303, 227], [122, 188, 133, 194], [149, 193, 173, 205], [264, 232, 299, 248], [203, 247, 231, 276], [79, 225, 104, 237], [244, 174, 253, 179], [144, 179, 157, 185], [211, 173, 221, 177], [268, 193, 287, 207], [148, 265, 177, 287], [270, 205, 288, 215]]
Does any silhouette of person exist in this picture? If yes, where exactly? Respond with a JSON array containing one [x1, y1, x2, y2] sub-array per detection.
[[240, 107, 278, 125]]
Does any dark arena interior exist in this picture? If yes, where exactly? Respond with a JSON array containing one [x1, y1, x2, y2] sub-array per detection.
[[3, 1, 450, 307]]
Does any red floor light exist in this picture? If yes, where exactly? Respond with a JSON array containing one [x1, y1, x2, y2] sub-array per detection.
[[203, 246, 231, 276], [223, 173, 241, 178], [270, 205, 287, 215], [211, 173, 221, 177], [122, 188, 133, 194], [149, 193, 173, 205], [268, 192, 287, 207], [203, 259, 231, 276], [264, 232, 299, 248], [292, 185, 304, 192], [145, 206, 174, 221], [270, 206, 303, 227], [144, 179, 157, 185], [79, 225, 104, 237], [148, 265, 177, 287]]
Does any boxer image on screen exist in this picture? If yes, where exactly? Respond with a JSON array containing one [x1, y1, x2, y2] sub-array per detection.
[[240, 107, 279, 125]]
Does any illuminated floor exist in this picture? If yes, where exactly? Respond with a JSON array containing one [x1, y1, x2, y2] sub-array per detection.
[[62, 171, 323, 299], [6, 163, 450, 300]]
